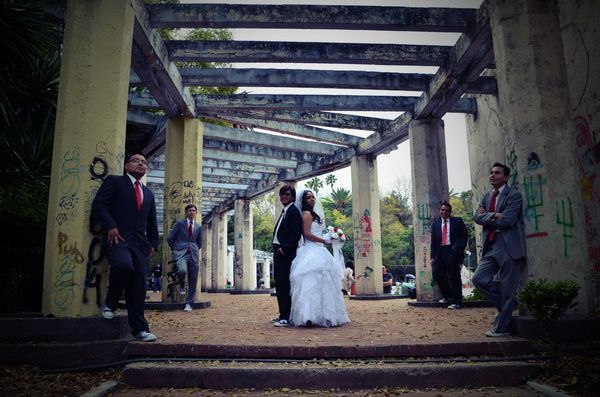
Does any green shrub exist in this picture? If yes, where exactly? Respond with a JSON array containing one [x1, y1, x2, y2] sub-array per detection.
[[517, 279, 580, 323], [464, 287, 487, 302]]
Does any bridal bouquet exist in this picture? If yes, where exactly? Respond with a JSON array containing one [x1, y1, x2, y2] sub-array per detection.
[[326, 226, 346, 242], [325, 226, 346, 284]]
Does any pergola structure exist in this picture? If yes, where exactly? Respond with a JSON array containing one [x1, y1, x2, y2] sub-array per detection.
[[121, 1, 494, 218]]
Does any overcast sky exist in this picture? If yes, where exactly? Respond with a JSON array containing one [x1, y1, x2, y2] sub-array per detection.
[[184, 0, 482, 195]]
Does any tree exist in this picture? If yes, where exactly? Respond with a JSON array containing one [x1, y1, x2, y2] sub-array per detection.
[[449, 190, 477, 270], [305, 177, 323, 194], [325, 174, 337, 190], [0, 0, 62, 312], [322, 187, 352, 218], [252, 192, 278, 252]]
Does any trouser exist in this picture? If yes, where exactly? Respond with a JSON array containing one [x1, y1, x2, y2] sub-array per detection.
[[176, 253, 199, 304], [104, 245, 149, 336], [273, 244, 294, 320], [432, 246, 463, 304], [472, 237, 525, 333]]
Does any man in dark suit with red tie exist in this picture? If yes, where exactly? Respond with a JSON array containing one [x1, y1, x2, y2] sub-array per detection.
[[473, 162, 527, 337], [167, 204, 202, 312], [92, 153, 159, 342], [271, 185, 302, 327], [430, 201, 468, 309]]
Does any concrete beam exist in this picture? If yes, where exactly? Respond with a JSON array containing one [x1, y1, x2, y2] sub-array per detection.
[[130, 0, 195, 118], [167, 41, 450, 66], [203, 182, 250, 191], [202, 149, 297, 169], [202, 115, 361, 147], [413, 3, 493, 118], [194, 94, 476, 112], [203, 123, 341, 155], [203, 174, 263, 186], [149, 4, 475, 32], [203, 138, 324, 164], [201, 110, 388, 131], [180, 68, 497, 94], [202, 159, 280, 175], [181, 68, 430, 91], [203, 167, 268, 181]]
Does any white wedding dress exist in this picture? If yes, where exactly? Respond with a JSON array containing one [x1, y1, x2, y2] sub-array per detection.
[[289, 220, 350, 327]]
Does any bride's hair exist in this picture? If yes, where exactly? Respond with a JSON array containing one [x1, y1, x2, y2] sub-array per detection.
[[301, 190, 322, 224]]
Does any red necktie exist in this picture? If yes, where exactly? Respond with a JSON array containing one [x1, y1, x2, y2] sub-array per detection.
[[134, 181, 143, 209], [488, 190, 499, 241], [441, 220, 448, 246], [188, 221, 193, 237]]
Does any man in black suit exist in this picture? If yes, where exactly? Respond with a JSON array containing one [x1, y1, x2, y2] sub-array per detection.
[[430, 201, 468, 309], [271, 185, 302, 327], [92, 153, 159, 342]]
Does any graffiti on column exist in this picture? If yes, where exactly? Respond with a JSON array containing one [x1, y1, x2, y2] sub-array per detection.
[[234, 251, 242, 281], [573, 115, 600, 271], [526, 152, 542, 171], [416, 203, 431, 235], [359, 266, 373, 280], [354, 209, 372, 258], [556, 197, 574, 257], [57, 149, 81, 224], [506, 147, 519, 189], [83, 236, 103, 307], [523, 174, 548, 238], [54, 231, 85, 313]]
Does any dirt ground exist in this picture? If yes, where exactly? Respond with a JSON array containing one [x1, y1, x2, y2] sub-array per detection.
[[145, 292, 498, 345]]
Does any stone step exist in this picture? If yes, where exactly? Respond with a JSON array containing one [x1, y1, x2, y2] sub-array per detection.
[[121, 359, 543, 389], [124, 339, 536, 360]]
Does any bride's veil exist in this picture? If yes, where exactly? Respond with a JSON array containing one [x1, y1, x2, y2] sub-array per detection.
[[295, 187, 326, 228]]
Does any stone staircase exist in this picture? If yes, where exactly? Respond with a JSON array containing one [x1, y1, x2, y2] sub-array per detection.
[[118, 340, 544, 390]]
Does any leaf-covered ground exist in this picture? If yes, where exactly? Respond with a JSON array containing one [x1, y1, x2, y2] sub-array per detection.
[[1, 294, 598, 396]]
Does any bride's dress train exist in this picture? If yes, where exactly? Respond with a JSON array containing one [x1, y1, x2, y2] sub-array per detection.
[[289, 221, 350, 327]]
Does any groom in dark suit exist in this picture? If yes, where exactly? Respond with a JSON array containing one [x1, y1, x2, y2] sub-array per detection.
[[430, 201, 468, 309], [167, 204, 202, 312], [92, 153, 159, 342], [473, 162, 527, 337], [271, 185, 302, 327]]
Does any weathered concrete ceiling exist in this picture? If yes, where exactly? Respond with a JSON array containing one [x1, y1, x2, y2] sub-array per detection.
[[124, 0, 495, 217]]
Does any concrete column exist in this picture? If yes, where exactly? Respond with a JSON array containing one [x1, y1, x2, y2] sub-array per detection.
[[211, 211, 227, 289], [465, 77, 507, 260], [200, 222, 212, 291], [162, 117, 203, 303], [42, 0, 134, 317], [409, 118, 448, 302], [351, 155, 383, 295], [262, 257, 272, 289], [489, 0, 592, 315], [234, 198, 254, 290]]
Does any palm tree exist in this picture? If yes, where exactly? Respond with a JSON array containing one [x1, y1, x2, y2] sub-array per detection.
[[305, 177, 323, 194], [325, 174, 337, 190], [323, 187, 352, 217]]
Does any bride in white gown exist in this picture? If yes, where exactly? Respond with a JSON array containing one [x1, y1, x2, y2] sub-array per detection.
[[289, 189, 350, 327]]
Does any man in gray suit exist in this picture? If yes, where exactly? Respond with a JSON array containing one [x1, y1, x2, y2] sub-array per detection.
[[473, 162, 527, 337], [167, 204, 202, 312]]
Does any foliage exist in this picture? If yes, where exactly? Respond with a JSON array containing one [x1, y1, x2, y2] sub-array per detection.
[[305, 177, 323, 194], [0, 177, 49, 312], [463, 288, 487, 302], [0, 0, 62, 312], [517, 279, 580, 323], [449, 190, 477, 270], [324, 174, 337, 190], [322, 187, 351, 217], [253, 192, 278, 252]]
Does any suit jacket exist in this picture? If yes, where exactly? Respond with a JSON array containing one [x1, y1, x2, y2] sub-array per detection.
[[473, 185, 527, 260], [430, 216, 468, 263], [273, 204, 302, 257], [92, 174, 159, 255], [167, 219, 202, 264]]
